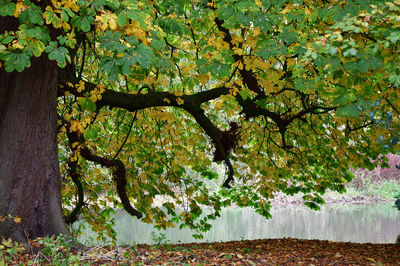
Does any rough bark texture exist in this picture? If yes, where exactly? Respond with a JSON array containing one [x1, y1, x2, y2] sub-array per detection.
[[0, 54, 70, 243]]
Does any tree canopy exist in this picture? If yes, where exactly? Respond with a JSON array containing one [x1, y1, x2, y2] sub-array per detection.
[[1, 0, 400, 241]]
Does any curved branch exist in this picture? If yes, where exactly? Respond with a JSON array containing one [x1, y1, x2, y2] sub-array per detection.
[[112, 110, 138, 160], [64, 160, 84, 224], [79, 147, 142, 218], [63, 116, 85, 224], [213, 17, 265, 97], [65, 126, 142, 219], [182, 103, 235, 188], [61, 83, 236, 187]]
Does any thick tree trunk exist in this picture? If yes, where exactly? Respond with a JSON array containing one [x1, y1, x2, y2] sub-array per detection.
[[0, 54, 70, 243]]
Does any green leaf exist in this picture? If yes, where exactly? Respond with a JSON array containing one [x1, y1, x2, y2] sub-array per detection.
[[99, 32, 125, 52], [127, 9, 148, 29], [239, 88, 252, 100], [22, 26, 49, 42], [358, 57, 369, 73], [2, 52, 31, 72], [71, 15, 94, 32], [343, 48, 357, 57], [25, 40, 45, 57], [280, 29, 298, 44], [1, 35, 14, 44], [61, 10, 69, 22], [136, 43, 153, 68], [19, 5, 44, 25], [337, 103, 360, 117], [78, 97, 97, 112], [79, 16, 92, 32], [304, 201, 320, 210], [117, 11, 128, 27], [201, 170, 218, 180], [100, 56, 119, 77], [47, 46, 70, 67], [329, 46, 337, 55], [151, 38, 164, 51], [117, 55, 137, 75], [0, 0, 16, 16]]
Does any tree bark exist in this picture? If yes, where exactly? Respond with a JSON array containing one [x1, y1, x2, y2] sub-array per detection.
[[0, 54, 70, 243]]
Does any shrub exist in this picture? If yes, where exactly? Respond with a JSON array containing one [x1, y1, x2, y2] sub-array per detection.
[[350, 153, 400, 189]]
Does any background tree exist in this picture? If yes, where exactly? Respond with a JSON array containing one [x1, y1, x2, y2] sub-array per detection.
[[0, 0, 399, 244]]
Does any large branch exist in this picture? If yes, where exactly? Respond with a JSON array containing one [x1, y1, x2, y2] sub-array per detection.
[[65, 125, 142, 219], [214, 18, 265, 97], [61, 83, 236, 187], [181, 103, 235, 188], [97, 87, 236, 188], [211, 8, 339, 143], [79, 147, 143, 218], [96, 86, 231, 111]]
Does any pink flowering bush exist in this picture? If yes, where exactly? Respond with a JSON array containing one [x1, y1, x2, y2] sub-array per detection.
[[350, 153, 400, 190]]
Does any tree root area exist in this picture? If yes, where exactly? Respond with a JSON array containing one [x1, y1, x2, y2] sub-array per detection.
[[7, 238, 400, 265]]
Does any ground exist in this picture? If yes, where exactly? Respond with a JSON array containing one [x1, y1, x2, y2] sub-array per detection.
[[5, 238, 400, 265]]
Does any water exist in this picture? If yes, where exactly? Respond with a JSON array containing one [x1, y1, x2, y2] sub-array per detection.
[[76, 203, 400, 245]]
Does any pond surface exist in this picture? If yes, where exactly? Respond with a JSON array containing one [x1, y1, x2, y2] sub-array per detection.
[[77, 203, 400, 245]]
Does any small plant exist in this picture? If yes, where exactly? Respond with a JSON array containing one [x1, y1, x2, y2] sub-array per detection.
[[0, 214, 25, 264], [224, 254, 233, 259], [31, 234, 81, 265], [395, 234, 400, 246], [242, 247, 252, 254], [150, 231, 170, 246], [0, 238, 25, 263]]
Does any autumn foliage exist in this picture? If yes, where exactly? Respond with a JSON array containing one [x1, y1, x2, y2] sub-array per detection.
[[0, 0, 400, 243]]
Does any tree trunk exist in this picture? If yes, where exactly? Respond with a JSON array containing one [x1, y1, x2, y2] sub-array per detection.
[[0, 53, 70, 243]]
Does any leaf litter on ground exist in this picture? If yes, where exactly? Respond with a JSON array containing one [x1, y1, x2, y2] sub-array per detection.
[[3, 237, 400, 265]]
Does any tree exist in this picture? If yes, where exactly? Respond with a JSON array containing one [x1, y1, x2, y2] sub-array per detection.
[[0, 0, 399, 244]]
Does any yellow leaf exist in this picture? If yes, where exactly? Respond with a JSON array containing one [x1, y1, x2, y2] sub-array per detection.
[[237, 61, 244, 70], [108, 14, 118, 31], [84, 117, 91, 124], [13, 217, 22, 223], [71, 142, 79, 148], [75, 80, 85, 93], [198, 74, 210, 85], [287, 58, 296, 66], [304, 7, 311, 18], [64, 113, 72, 121], [90, 94, 98, 102], [174, 91, 183, 97], [281, 4, 293, 14], [14, 2, 28, 17], [62, 22, 71, 31], [71, 153, 78, 162]]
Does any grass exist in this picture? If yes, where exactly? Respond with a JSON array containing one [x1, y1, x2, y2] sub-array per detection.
[[344, 179, 400, 199], [344, 153, 400, 200]]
